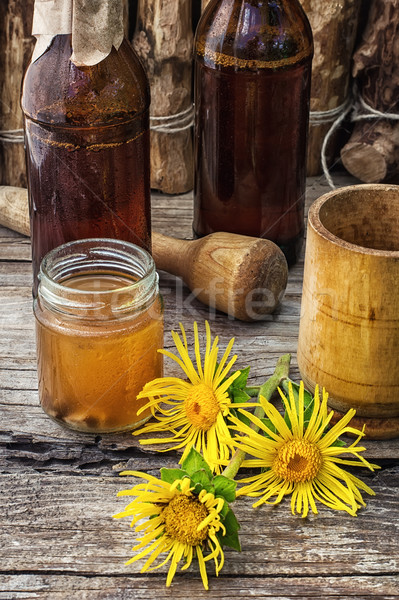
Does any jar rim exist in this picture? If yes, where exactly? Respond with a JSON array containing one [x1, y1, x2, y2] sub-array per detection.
[[38, 238, 157, 318]]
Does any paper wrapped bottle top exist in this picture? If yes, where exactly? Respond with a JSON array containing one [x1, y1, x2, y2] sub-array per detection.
[[31, 0, 124, 66]]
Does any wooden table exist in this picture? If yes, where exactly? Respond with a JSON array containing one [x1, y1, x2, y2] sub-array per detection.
[[1, 175, 398, 599]]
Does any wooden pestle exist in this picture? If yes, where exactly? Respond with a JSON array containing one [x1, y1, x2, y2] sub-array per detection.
[[153, 230, 288, 321], [0, 186, 288, 321]]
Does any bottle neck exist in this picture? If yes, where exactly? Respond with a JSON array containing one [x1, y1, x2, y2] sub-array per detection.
[[37, 239, 158, 321], [196, 0, 313, 69]]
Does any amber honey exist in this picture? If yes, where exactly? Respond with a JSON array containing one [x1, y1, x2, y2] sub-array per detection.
[[34, 239, 163, 433]]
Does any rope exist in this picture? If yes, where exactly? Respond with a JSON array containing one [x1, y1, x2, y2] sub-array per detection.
[[353, 93, 399, 122], [319, 99, 353, 189], [320, 86, 399, 189], [0, 129, 24, 143], [0, 105, 195, 144], [309, 98, 352, 126], [150, 104, 194, 134]]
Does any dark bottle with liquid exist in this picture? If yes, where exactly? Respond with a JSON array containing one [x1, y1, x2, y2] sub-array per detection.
[[194, 0, 313, 265], [22, 30, 151, 292]]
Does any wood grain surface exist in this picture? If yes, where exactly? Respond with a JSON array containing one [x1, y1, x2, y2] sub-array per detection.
[[0, 0, 35, 188], [133, 0, 194, 193], [1, 174, 398, 599]]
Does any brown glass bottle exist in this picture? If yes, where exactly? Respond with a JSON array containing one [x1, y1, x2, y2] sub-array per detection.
[[194, 0, 313, 265], [22, 34, 151, 292]]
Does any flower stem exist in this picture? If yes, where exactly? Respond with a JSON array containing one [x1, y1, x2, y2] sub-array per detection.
[[245, 386, 260, 397], [222, 353, 291, 481]]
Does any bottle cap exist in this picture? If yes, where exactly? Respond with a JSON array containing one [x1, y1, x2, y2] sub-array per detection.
[[31, 0, 124, 66]]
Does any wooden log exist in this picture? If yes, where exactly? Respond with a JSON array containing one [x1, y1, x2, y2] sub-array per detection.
[[341, 119, 399, 182], [122, 0, 129, 37], [0, 0, 35, 188], [340, 0, 399, 183], [133, 0, 194, 194], [127, 0, 138, 37], [300, 0, 361, 176]]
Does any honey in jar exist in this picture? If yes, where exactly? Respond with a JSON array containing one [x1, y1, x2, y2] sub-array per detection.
[[34, 239, 163, 433]]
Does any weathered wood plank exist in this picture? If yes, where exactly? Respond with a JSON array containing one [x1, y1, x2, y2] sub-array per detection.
[[0, 237, 31, 261], [0, 574, 398, 599], [0, 358, 397, 452]]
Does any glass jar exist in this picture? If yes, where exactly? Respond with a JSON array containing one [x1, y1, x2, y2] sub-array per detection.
[[193, 0, 313, 266], [34, 239, 163, 433]]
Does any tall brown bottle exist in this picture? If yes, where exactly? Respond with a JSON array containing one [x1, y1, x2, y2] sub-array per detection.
[[194, 0, 313, 265], [22, 9, 151, 292]]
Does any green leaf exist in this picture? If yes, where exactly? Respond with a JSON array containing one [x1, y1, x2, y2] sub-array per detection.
[[190, 469, 214, 493], [220, 529, 241, 552], [331, 438, 346, 447], [229, 406, 252, 429], [231, 389, 251, 404], [219, 507, 241, 551], [223, 505, 240, 532], [160, 467, 188, 484], [231, 366, 251, 390], [213, 475, 237, 503], [260, 417, 278, 437], [181, 447, 213, 479], [226, 383, 253, 429], [219, 499, 229, 518], [225, 367, 251, 404]]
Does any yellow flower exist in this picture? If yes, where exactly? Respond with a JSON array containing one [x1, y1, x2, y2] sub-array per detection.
[[134, 321, 253, 473], [114, 472, 226, 589], [232, 382, 379, 517]]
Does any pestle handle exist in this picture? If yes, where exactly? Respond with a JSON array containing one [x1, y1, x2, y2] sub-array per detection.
[[151, 231, 193, 279], [0, 186, 30, 236]]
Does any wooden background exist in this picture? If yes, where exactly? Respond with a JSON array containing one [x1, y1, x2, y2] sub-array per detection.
[[1, 174, 399, 599]]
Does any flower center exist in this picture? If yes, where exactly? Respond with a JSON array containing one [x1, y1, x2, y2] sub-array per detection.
[[273, 439, 322, 483], [162, 494, 209, 546], [184, 383, 220, 431]]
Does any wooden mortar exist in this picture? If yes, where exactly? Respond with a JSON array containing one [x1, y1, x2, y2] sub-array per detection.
[[298, 183, 399, 439]]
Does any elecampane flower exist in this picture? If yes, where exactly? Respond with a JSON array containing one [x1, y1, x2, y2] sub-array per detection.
[[114, 472, 226, 589], [134, 321, 253, 473], [232, 382, 378, 517]]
